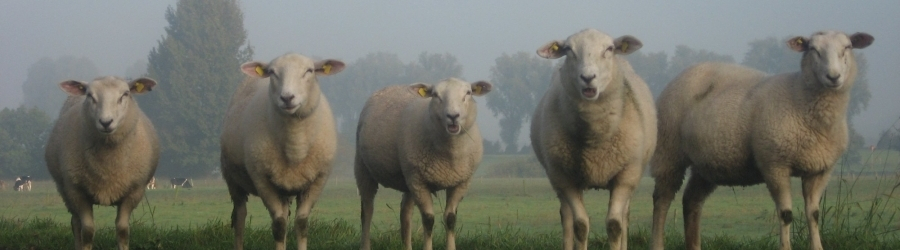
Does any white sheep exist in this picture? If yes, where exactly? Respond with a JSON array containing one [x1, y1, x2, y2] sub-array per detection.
[[45, 76, 160, 250], [219, 53, 345, 250], [649, 31, 874, 250], [355, 78, 492, 250], [530, 29, 657, 250]]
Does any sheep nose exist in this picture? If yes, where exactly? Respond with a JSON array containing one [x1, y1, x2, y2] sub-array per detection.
[[280, 95, 294, 104], [580, 74, 596, 83], [99, 119, 113, 129], [826, 74, 840, 82], [446, 113, 460, 121]]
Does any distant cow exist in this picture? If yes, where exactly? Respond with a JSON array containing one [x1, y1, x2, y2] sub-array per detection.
[[147, 177, 157, 189], [170, 177, 193, 189], [14, 176, 32, 191]]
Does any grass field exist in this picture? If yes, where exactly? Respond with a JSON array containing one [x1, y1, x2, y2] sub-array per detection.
[[1, 151, 899, 249]]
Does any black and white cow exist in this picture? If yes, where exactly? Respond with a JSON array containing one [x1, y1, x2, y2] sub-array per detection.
[[14, 175, 32, 191], [170, 177, 193, 189]]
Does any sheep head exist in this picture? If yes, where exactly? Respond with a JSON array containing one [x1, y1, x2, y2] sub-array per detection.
[[408, 78, 492, 135], [59, 77, 156, 134], [788, 31, 873, 90], [241, 53, 345, 116], [537, 29, 641, 100]]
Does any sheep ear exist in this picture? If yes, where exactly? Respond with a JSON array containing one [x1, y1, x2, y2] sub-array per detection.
[[787, 36, 809, 52], [471, 81, 492, 96], [59, 80, 88, 96], [537, 40, 567, 59], [614, 35, 642, 55], [129, 78, 157, 94], [408, 83, 433, 98], [240, 61, 270, 77], [849, 32, 874, 49], [315, 60, 346, 76]]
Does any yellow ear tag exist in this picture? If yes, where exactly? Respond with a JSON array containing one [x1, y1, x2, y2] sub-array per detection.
[[255, 66, 265, 76], [620, 41, 629, 52], [417, 87, 428, 97], [78, 85, 85, 91], [473, 85, 482, 95], [551, 43, 559, 52], [135, 82, 145, 92], [796, 38, 804, 45], [323, 64, 332, 74]]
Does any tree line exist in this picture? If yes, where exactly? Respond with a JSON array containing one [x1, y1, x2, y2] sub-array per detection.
[[0, 0, 878, 178]]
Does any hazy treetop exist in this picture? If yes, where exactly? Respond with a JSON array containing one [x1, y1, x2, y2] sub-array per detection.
[[0, 0, 897, 142]]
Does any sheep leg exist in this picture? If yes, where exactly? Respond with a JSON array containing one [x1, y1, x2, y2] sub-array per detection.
[[393, 192, 413, 250], [411, 187, 436, 250], [607, 182, 637, 250], [226, 184, 249, 250], [557, 186, 588, 250], [260, 192, 291, 250], [682, 174, 717, 250], [802, 172, 830, 250], [557, 195, 575, 250], [71, 199, 95, 250], [356, 169, 378, 250], [294, 175, 327, 250], [443, 183, 469, 250], [763, 168, 794, 250], [650, 159, 688, 250], [115, 192, 142, 250]]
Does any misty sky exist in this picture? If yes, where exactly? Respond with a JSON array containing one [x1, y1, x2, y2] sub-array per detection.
[[1, 1, 898, 145]]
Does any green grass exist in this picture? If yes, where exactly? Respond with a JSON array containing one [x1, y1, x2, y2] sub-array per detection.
[[1, 151, 899, 249]]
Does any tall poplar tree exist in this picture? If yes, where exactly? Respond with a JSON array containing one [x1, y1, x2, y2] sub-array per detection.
[[143, 0, 253, 177]]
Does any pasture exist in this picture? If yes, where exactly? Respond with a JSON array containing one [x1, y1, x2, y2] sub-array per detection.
[[1, 150, 899, 249]]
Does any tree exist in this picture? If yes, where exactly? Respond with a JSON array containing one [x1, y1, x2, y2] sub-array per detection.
[[486, 52, 553, 153], [627, 51, 670, 98], [406, 52, 463, 83], [143, 0, 252, 177], [124, 59, 148, 79], [21, 56, 100, 116], [0, 105, 52, 178]]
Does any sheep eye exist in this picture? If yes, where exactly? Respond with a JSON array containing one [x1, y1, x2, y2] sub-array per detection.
[[606, 46, 614, 52]]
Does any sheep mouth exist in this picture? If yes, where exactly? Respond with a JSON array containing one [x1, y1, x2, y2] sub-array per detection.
[[447, 124, 461, 134], [582, 88, 598, 98]]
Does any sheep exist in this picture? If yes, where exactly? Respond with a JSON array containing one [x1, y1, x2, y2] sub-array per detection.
[[220, 53, 345, 250], [530, 28, 656, 250], [649, 31, 874, 250], [45, 76, 160, 250], [355, 78, 492, 250]]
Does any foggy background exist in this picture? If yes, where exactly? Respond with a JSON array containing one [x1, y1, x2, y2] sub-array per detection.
[[1, 1, 897, 150]]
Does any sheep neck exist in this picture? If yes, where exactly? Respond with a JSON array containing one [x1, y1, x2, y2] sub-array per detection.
[[266, 98, 320, 163], [794, 70, 852, 131], [559, 71, 626, 144]]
